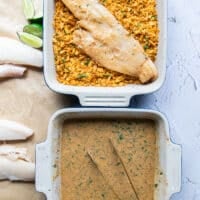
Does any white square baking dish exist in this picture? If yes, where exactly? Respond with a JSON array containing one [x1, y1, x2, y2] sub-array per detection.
[[43, 0, 167, 107], [35, 108, 181, 200]]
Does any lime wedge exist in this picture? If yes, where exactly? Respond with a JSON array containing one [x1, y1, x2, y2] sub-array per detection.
[[23, 24, 43, 38], [17, 32, 43, 48], [23, 0, 35, 19]]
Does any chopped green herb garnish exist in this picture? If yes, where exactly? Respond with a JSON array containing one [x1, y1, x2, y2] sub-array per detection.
[[77, 73, 88, 79], [144, 44, 150, 50], [118, 133, 124, 140], [84, 58, 91, 66]]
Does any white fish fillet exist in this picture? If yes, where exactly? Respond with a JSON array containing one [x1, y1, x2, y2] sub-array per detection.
[[0, 145, 35, 181], [62, 0, 158, 83], [0, 120, 34, 141], [0, 37, 43, 67], [0, 64, 26, 78], [0, 145, 31, 162]]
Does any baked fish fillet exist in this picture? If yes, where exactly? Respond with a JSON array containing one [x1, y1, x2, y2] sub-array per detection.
[[0, 120, 33, 141], [0, 145, 35, 181], [0, 64, 26, 78], [0, 37, 42, 67], [62, 0, 158, 83]]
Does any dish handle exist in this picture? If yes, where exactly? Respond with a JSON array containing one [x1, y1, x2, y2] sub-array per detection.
[[166, 142, 182, 197], [78, 94, 132, 107], [35, 142, 51, 198]]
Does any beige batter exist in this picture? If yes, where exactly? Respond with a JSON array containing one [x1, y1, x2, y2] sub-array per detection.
[[61, 119, 157, 200]]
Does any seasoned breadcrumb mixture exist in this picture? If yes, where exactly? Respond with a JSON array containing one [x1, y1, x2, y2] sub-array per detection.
[[53, 0, 159, 86]]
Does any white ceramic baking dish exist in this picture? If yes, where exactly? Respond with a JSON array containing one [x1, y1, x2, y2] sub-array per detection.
[[43, 0, 167, 107], [35, 108, 181, 200]]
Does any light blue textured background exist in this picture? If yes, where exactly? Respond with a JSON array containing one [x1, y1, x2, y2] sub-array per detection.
[[132, 0, 200, 199]]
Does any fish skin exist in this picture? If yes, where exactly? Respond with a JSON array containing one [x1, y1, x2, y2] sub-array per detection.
[[0, 120, 34, 141], [0, 37, 43, 68], [0, 145, 35, 181], [0, 64, 26, 78]]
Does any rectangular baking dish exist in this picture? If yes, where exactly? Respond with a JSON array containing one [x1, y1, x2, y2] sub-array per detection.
[[43, 0, 167, 107], [35, 108, 181, 200]]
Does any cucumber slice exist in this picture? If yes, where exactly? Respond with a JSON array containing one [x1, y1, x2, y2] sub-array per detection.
[[23, 24, 43, 38], [17, 32, 43, 49], [23, 0, 35, 19]]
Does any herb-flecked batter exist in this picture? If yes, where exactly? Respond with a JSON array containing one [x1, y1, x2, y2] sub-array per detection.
[[61, 119, 157, 200]]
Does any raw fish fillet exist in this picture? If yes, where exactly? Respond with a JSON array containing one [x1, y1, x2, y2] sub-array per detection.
[[0, 37, 42, 67], [0, 64, 26, 78], [62, 0, 158, 83], [0, 120, 33, 141], [0, 145, 35, 181]]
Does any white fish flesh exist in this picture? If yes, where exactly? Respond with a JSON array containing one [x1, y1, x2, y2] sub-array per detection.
[[0, 64, 26, 78], [0, 145, 35, 181], [0, 120, 34, 141], [62, 0, 158, 83], [0, 145, 31, 162], [0, 37, 43, 67]]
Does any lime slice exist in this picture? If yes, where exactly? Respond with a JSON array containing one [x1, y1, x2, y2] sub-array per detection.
[[17, 32, 43, 48], [23, 24, 43, 38], [23, 0, 35, 19]]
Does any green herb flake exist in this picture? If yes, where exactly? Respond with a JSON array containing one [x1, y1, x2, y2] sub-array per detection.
[[101, 193, 105, 198], [52, 164, 57, 168], [84, 58, 91, 66], [144, 44, 150, 50], [118, 133, 124, 140], [116, 162, 121, 166], [77, 73, 88, 79]]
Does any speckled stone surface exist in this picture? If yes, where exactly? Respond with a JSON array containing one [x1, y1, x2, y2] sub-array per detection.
[[131, 0, 200, 199]]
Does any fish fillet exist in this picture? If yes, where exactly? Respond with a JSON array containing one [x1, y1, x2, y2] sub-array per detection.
[[87, 147, 138, 200], [0, 64, 26, 78], [62, 0, 158, 83], [0, 145, 35, 181], [0, 37, 43, 67], [0, 120, 33, 141]]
